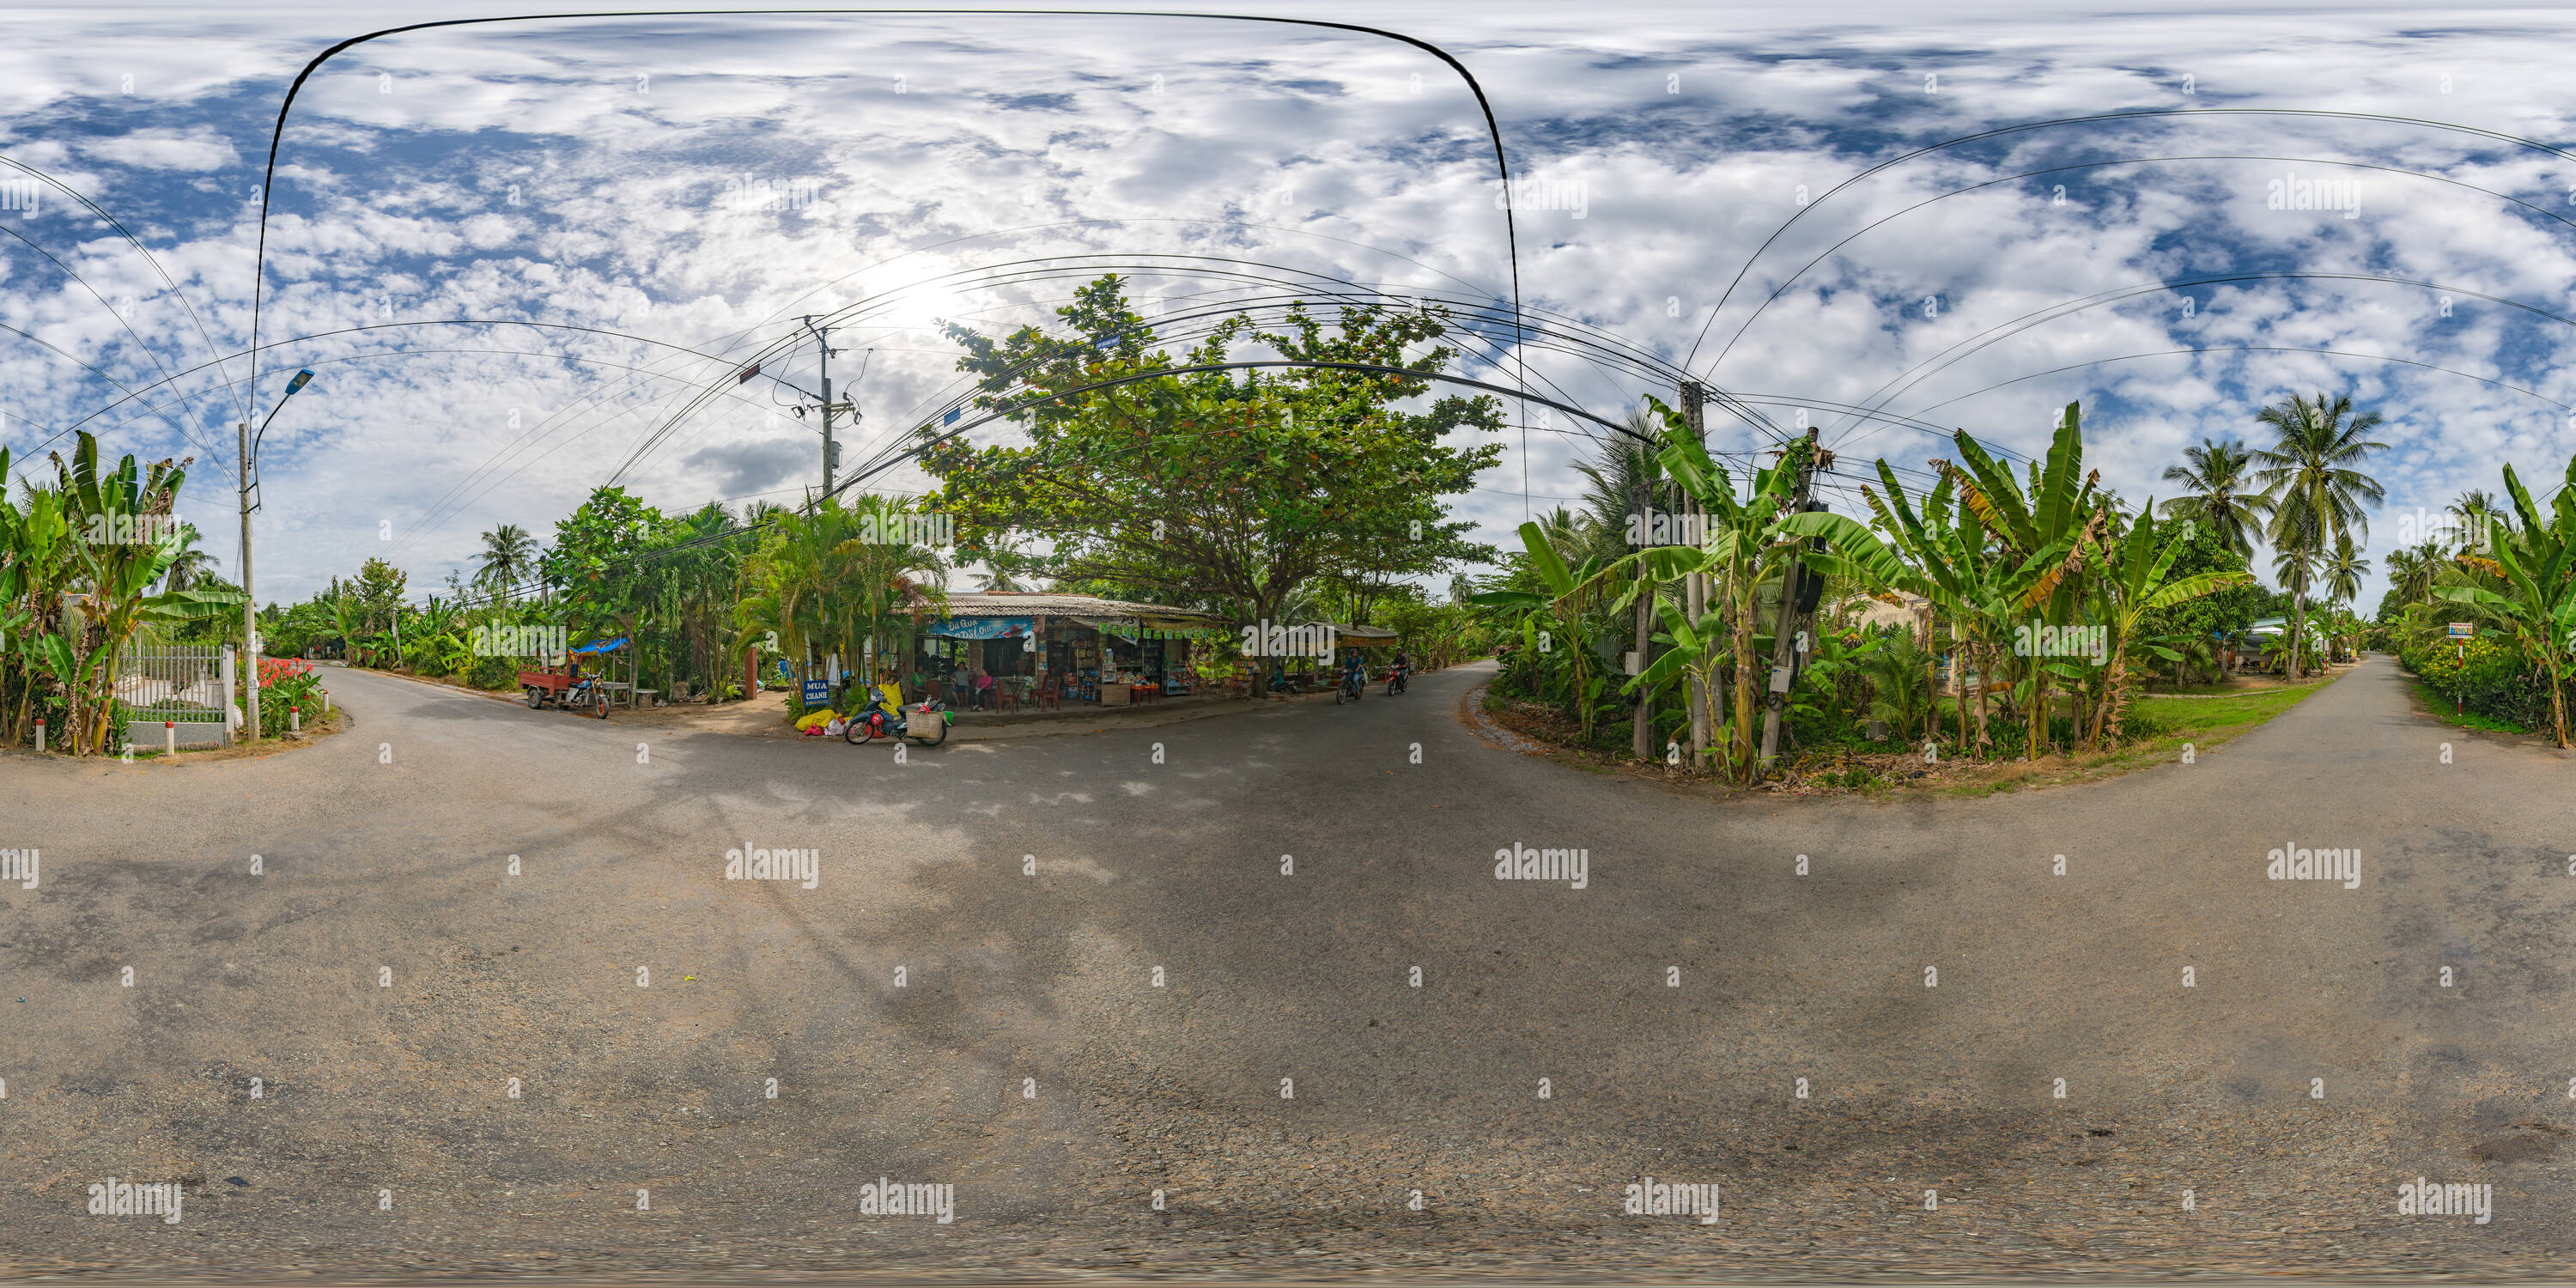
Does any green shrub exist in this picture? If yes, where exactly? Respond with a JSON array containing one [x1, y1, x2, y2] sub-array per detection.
[[471, 654, 518, 690], [2403, 635, 2555, 729]]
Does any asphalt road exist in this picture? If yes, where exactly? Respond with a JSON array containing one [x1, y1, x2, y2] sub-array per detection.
[[6, 655, 2576, 1278]]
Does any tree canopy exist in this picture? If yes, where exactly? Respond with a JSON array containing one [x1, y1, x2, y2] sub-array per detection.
[[918, 274, 1502, 621]]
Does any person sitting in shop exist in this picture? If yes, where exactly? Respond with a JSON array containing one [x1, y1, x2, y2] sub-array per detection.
[[973, 668, 995, 710]]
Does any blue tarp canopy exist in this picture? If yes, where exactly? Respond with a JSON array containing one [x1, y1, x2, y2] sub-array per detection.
[[923, 616, 1033, 641], [571, 636, 629, 653]]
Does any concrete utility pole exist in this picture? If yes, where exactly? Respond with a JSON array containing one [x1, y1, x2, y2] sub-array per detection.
[[238, 420, 259, 744], [1758, 425, 1825, 772], [799, 317, 855, 498], [234, 368, 313, 745], [1631, 460, 1654, 762], [1680, 382, 1710, 766]]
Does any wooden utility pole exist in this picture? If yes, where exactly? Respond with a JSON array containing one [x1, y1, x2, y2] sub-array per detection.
[[1758, 427, 1825, 772]]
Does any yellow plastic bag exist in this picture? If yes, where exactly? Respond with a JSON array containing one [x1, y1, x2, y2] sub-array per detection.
[[794, 708, 839, 731]]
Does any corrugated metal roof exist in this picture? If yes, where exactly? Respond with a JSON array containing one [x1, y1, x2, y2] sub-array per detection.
[[934, 591, 1221, 620], [1321, 622, 1400, 641]]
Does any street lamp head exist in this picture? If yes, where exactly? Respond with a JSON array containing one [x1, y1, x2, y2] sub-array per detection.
[[285, 368, 315, 396]]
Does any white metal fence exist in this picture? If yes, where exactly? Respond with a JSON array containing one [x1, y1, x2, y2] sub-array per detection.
[[116, 642, 234, 746]]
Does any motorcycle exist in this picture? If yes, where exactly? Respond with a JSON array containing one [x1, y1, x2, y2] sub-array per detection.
[[1334, 668, 1365, 704], [844, 692, 951, 747], [1384, 664, 1409, 696]]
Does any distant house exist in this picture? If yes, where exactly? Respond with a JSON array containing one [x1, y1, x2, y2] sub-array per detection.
[[1842, 592, 1929, 635]]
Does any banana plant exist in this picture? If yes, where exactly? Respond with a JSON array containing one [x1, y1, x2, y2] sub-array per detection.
[[1598, 396, 1805, 781], [1473, 519, 1608, 739], [39, 433, 244, 753], [2433, 458, 2576, 747], [325, 593, 365, 664], [1777, 460, 2082, 757], [2079, 507, 2251, 746], [1, 452, 78, 744], [1937, 404, 2109, 760]]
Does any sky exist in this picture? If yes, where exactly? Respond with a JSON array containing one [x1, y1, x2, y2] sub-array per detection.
[[5, 0, 2576, 611]]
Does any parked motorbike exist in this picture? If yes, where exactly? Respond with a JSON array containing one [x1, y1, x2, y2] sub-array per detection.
[[844, 693, 951, 746]]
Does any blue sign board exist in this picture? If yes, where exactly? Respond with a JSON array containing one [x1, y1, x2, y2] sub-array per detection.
[[803, 679, 831, 706], [925, 615, 1034, 641]]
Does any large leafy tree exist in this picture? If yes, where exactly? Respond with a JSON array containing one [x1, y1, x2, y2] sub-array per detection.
[[543, 485, 665, 647], [920, 274, 1502, 623], [350, 557, 410, 642], [2252, 391, 2387, 678]]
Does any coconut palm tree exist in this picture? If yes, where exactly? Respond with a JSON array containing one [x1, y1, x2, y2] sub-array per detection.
[[1577, 413, 1676, 757], [2271, 543, 2320, 674], [2385, 544, 2431, 608], [2322, 531, 2372, 607], [159, 522, 218, 593], [2251, 392, 2388, 678], [975, 532, 1035, 592], [475, 523, 542, 598], [2159, 437, 2273, 559], [2447, 489, 2505, 554]]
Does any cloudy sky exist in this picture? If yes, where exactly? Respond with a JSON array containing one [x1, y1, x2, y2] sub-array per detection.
[[5, 0, 2575, 609]]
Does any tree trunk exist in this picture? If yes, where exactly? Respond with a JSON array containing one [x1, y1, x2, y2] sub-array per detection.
[[2027, 666, 2046, 762], [1632, 577, 1653, 762], [1954, 635, 1967, 750], [1730, 598, 1758, 781], [2087, 642, 2127, 749], [2287, 588, 2306, 680], [2554, 671, 2569, 750], [1972, 641, 1992, 752]]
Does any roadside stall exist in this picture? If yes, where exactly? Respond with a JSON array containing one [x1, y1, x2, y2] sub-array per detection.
[[915, 592, 1222, 709], [1320, 622, 1400, 677]]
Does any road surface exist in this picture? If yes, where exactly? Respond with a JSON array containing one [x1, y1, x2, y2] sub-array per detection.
[[4, 656, 2574, 1277]]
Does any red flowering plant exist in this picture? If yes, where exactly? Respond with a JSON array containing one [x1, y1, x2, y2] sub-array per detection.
[[255, 657, 326, 735]]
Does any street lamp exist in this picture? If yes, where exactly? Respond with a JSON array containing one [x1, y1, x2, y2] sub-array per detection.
[[239, 368, 314, 744]]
